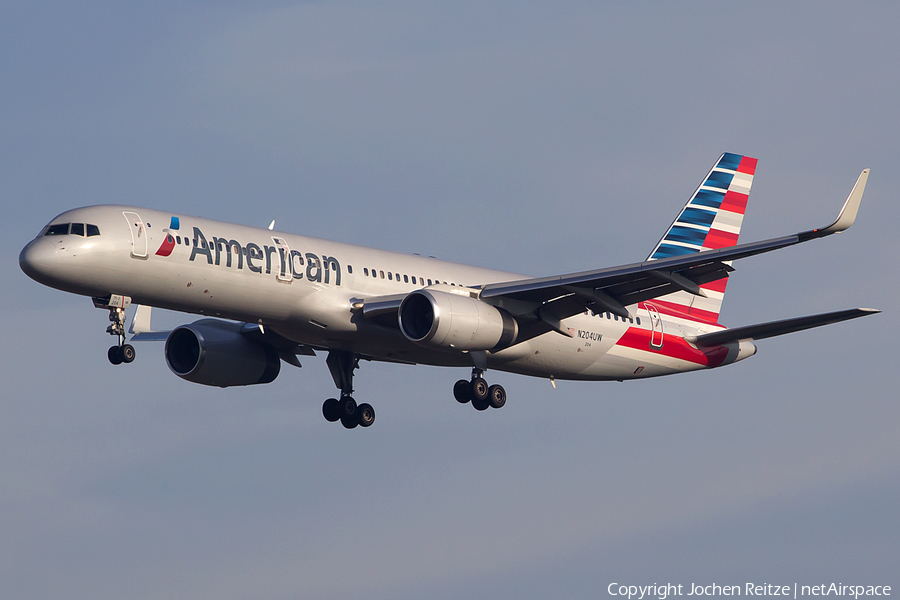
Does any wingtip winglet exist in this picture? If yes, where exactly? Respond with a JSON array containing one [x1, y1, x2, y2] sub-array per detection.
[[815, 168, 869, 237]]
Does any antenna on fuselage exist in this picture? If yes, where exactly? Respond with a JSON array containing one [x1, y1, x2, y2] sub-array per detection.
[[267, 220, 275, 230]]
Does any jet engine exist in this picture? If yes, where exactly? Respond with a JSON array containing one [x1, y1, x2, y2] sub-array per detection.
[[399, 289, 517, 351], [165, 319, 281, 387]]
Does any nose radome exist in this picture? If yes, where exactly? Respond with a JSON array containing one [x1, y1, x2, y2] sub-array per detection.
[[19, 238, 60, 284]]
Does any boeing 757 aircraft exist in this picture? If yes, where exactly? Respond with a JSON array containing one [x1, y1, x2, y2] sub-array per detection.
[[20, 154, 878, 429]]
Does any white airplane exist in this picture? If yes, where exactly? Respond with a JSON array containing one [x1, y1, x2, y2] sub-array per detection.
[[20, 153, 878, 429]]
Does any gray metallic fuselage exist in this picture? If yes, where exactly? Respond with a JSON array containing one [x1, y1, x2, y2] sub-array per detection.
[[20, 205, 723, 381]]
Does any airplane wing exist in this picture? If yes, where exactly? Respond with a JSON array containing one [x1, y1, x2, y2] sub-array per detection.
[[128, 304, 171, 341], [478, 169, 870, 323], [129, 304, 320, 368], [358, 169, 869, 332]]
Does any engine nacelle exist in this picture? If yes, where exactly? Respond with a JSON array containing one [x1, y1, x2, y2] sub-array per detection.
[[164, 319, 281, 387], [398, 288, 517, 351]]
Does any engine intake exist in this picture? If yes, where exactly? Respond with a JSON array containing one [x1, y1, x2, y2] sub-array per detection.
[[399, 288, 517, 351], [165, 319, 281, 387]]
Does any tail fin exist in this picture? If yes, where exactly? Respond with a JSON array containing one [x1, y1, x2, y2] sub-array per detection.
[[645, 152, 758, 323]]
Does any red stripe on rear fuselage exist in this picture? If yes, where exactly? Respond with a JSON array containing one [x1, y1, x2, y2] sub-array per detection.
[[640, 299, 721, 325], [615, 328, 730, 368], [700, 277, 728, 293]]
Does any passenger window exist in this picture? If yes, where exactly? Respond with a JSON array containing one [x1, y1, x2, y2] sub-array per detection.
[[70, 223, 85, 236], [404, 275, 409, 283], [380, 271, 385, 279], [411, 276, 416, 284], [347, 265, 353, 274], [388, 272, 393, 281], [395, 273, 400, 281], [636, 317, 641, 325], [427, 279, 432, 285], [45, 223, 70, 236], [364, 268, 369, 276], [176, 236, 182, 244]]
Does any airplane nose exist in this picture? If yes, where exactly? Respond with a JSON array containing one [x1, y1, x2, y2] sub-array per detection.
[[19, 238, 61, 285]]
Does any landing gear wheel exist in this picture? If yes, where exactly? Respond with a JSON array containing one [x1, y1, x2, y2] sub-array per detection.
[[108, 346, 123, 365], [322, 398, 341, 422], [487, 384, 506, 409], [470, 378, 489, 403], [453, 380, 472, 403], [121, 344, 136, 363], [339, 396, 357, 418], [324, 351, 377, 429], [472, 396, 490, 411], [356, 403, 375, 427]]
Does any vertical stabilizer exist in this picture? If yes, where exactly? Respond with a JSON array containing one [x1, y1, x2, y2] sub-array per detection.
[[645, 153, 757, 323]]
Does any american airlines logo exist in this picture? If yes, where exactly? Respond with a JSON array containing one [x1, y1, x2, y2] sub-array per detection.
[[156, 218, 342, 286]]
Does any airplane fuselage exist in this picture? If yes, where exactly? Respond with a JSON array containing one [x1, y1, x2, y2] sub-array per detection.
[[20, 204, 753, 382]]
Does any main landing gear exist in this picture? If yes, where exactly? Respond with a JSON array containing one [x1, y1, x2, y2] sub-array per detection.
[[105, 305, 135, 366], [322, 350, 375, 429], [453, 368, 506, 411]]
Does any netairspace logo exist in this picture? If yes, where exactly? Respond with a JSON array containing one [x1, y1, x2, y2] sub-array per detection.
[[607, 584, 892, 600]]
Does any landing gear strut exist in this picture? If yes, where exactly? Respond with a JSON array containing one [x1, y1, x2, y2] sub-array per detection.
[[322, 350, 374, 429], [102, 302, 135, 366], [453, 368, 506, 411]]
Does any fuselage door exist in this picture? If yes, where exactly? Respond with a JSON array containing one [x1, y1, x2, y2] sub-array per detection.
[[646, 303, 664, 348], [123, 211, 148, 258], [271, 236, 293, 283]]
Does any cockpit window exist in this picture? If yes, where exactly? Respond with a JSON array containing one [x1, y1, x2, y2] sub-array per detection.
[[45, 223, 70, 236], [43, 222, 100, 237]]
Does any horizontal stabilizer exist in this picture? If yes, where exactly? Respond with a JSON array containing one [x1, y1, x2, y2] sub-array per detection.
[[687, 308, 880, 347]]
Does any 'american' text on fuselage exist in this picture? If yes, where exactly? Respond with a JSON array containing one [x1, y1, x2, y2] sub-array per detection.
[[188, 226, 342, 285]]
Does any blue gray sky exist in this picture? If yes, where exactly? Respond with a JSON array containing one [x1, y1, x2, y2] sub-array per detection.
[[2, 2, 897, 599]]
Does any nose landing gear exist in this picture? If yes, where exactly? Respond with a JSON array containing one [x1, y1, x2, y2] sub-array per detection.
[[93, 295, 136, 365], [107, 342, 136, 365]]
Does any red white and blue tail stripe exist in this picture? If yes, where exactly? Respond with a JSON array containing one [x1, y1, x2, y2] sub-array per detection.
[[645, 153, 757, 323]]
